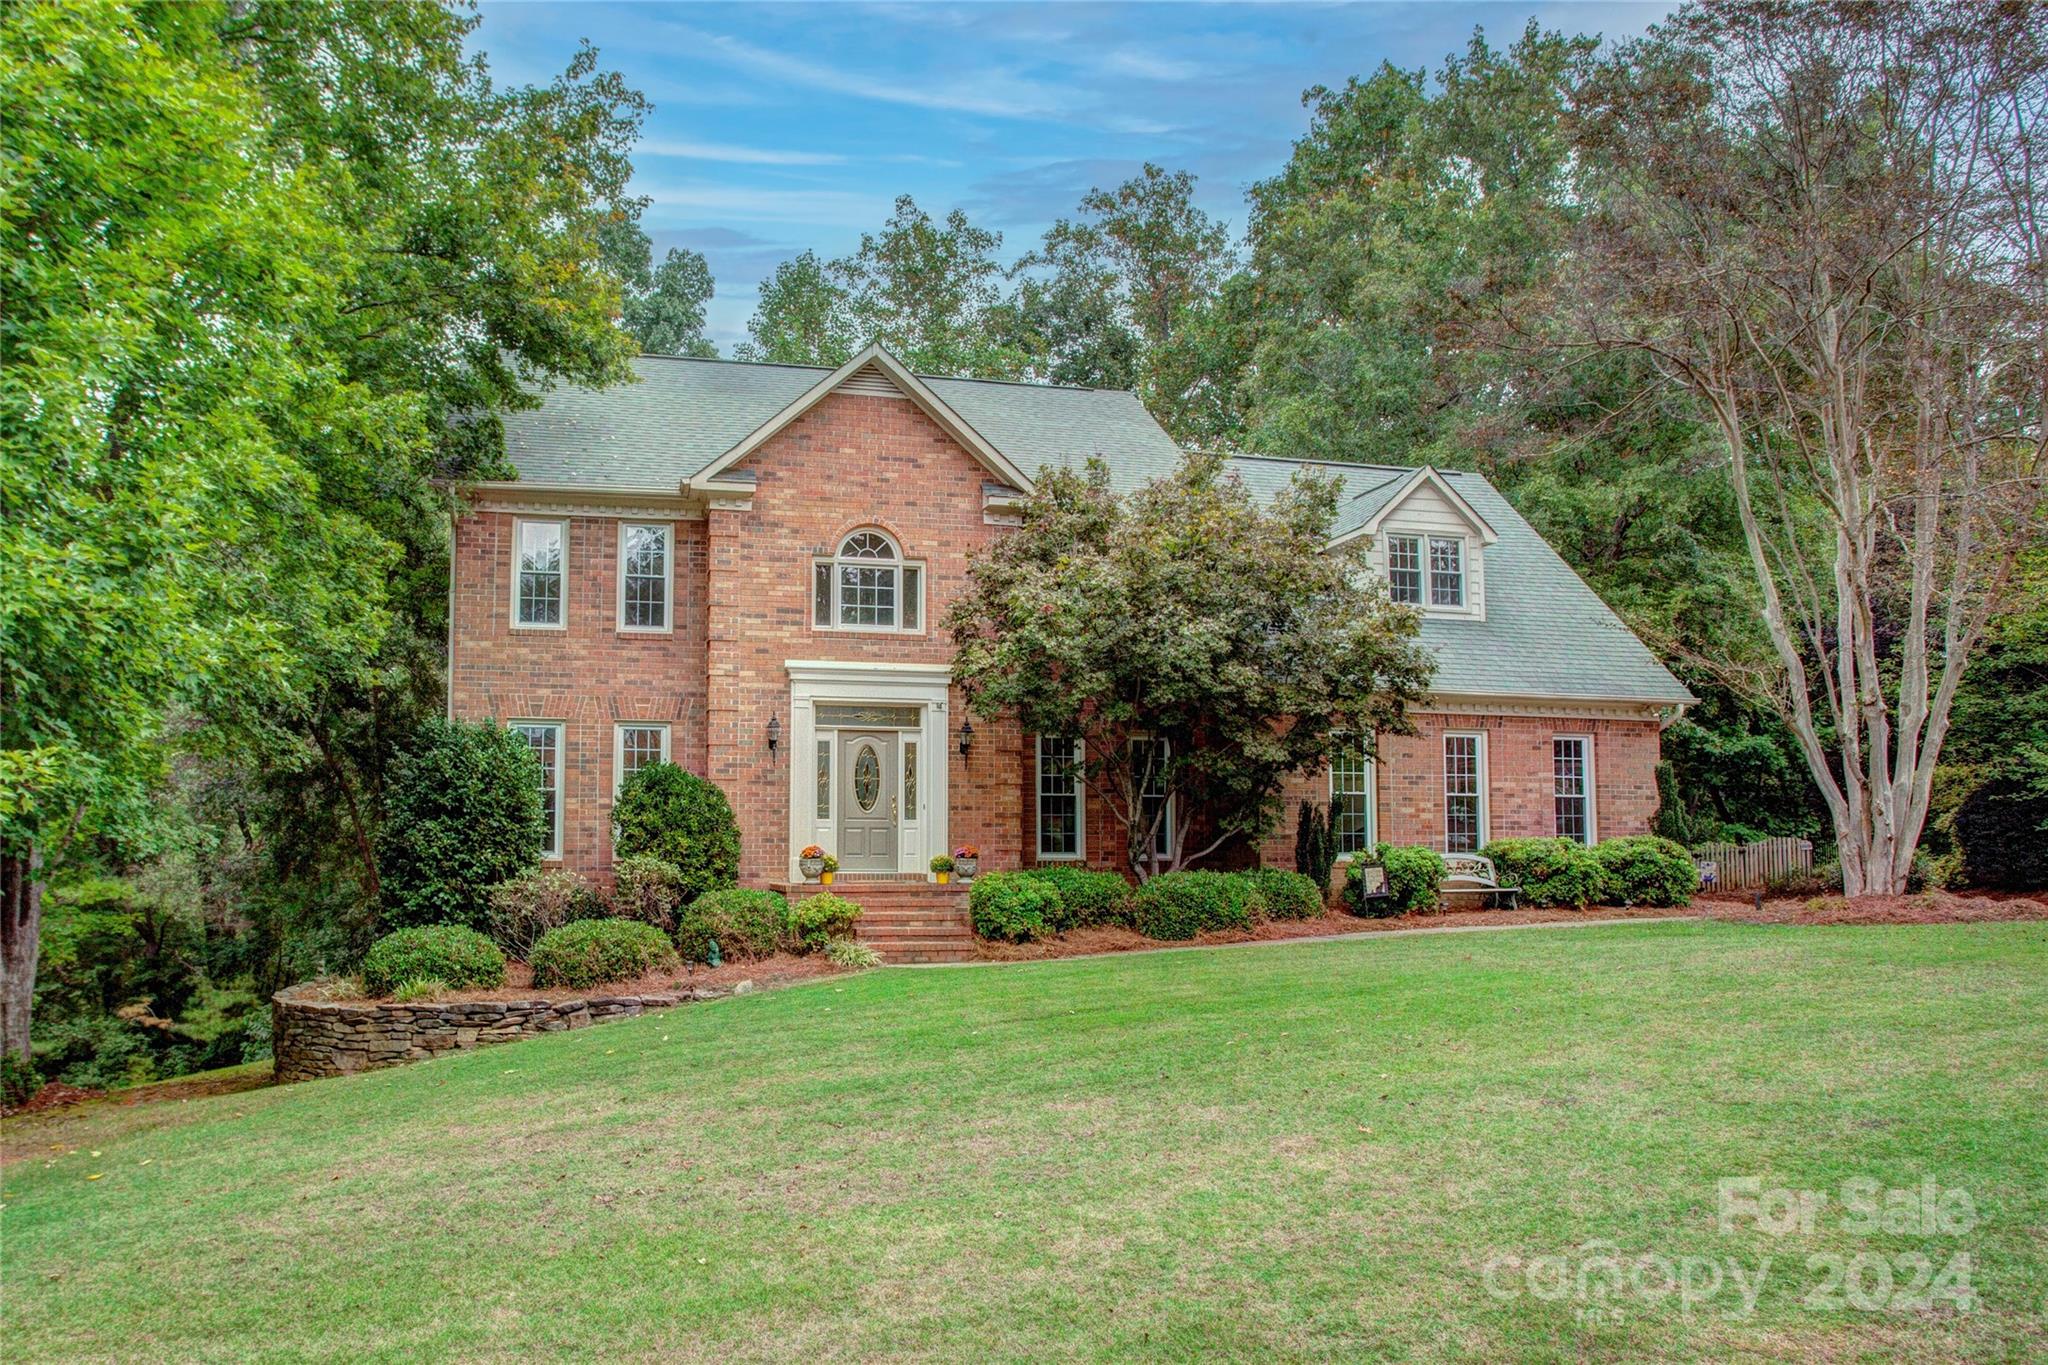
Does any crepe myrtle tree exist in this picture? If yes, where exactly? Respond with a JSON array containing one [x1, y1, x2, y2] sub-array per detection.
[[947, 453, 1434, 880]]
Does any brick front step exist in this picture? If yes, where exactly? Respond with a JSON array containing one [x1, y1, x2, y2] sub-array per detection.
[[768, 880, 976, 964]]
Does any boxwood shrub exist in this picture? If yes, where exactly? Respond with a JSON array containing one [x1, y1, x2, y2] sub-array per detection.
[[969, 873, 1060, 942], [485, 869, 602, 959], [1348, 843, 1445, 916], [677, 887, 789, 963], [1480, 838, 1608, 909], [1591, 834, 1697, 906], [1131, 871, 1265, 941], [361, 924, 508, 996], [1245, 868, 1324, 920], [528, 919, 679, 988], [782, 892, 862, 954], [609, 763, 741, 905], [1017, 866, 1134, 929]]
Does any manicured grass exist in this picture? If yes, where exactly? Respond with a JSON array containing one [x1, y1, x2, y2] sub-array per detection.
[[4, 921, 2045, 1361]]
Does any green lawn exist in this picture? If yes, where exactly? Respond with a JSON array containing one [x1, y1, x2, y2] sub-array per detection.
[[4, 920, 2045, 1362]]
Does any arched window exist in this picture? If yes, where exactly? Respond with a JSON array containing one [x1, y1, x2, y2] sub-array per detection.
[[813, 530, 923, 631]]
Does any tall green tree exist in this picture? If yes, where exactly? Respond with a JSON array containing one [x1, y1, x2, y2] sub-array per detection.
[[830, 196, 1025, 378], [947, 456, 1433, 879], [605, 221, 718, 357], [0, 1, 391, 1058], [737, 250, 854, 366]]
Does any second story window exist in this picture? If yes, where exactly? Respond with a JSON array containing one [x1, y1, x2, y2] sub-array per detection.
[[619, 523, 670, 631], [1387, 535, 1422, 605], [813, 530, 923, 632], [514, 519, 566, 628], [1428, 537, 1465, 607]]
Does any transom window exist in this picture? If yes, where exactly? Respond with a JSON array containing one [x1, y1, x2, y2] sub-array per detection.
[[614, 723, 669, 795], [1443, 732, 1486, 854], [1037, 735, 1084, 860], [511, 722, 563, 858], [514, 520, 566, 627], [813, 530, 924, 631], [1428, 537, 1465, 607], [1330, 749, 1374, 857], [1554, 736, 1594, 845], [618, 523, 670, 631]]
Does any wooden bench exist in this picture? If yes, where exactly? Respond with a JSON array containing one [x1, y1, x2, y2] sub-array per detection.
[[1441, 854, 1522, 911]]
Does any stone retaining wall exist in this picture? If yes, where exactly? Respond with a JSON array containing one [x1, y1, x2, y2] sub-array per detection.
[[271, 980, 748, 1083]]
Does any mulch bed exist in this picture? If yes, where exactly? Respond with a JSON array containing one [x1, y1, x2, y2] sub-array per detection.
[[326, 951, 845, 1006], [1696, 889, 2048, 926], [971, 903, 1699, 962]]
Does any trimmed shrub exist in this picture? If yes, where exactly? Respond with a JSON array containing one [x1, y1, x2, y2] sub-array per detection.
[[1591, 835, 1697, 906], [783, 892, 862, 954], [361, 925, 507, 996], [1018, 866, 1133, 929], [609, 855, 687, 933], [1132, 871, 1265, 941], [486, 869, 601, 959], [1480, 838, 1608, 909], [609, 763, 741, 905], [1247, 868, 1324, 920], [529, 919, 679, 988], [2, 1055, 41, 1109], [378, 719, 547, 932], [825, 939, 882, 969], [970, 873, 1061, 942], [677, 887, 789, 963], [1349, 843, 1445, 916]]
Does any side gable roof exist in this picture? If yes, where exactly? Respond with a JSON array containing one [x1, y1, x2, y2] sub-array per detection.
[[687, 343, 1033, 493]]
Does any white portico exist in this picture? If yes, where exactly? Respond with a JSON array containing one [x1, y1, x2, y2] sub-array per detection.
[[784, 660, 953, 883]]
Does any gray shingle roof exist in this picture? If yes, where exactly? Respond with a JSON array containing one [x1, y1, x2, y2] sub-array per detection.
[[496, 354, 1690, 708], [1226, 455, 1694, 706]]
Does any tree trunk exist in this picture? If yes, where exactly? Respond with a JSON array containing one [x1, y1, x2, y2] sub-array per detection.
[[1, 847, 42, 1062]]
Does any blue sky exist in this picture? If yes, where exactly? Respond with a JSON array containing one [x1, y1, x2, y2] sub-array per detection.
[[474, 2, 1675, 350]]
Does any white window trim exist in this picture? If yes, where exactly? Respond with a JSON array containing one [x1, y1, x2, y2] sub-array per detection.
[[615, 521, 673, 634], [612, 722, 671, 797], [1553, 734, 1597, 845], [1132, 735, 1176, 860], [511, 720, 564, 860], [812, 529, 927, 635], [1329, 751, 1377, 862], [510, 517, 569, 632], [1443, 730, 1489, 853], [1381, 529, 1484, 621], [1426, 535, 1468, 610], [1035, 735, 1086, 862]]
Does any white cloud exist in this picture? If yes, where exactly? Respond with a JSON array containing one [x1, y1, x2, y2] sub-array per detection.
[[679, 26, 1079, 119], [637, 138, 848, 166], [637, 182, 899, 226]]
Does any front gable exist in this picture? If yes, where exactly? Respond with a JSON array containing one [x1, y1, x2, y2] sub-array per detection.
[[685, 343, 1034, 498], [1335, 466, 1496, 622]]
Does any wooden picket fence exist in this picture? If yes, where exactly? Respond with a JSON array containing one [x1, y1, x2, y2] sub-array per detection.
[[1691, 836, 1814, 890]]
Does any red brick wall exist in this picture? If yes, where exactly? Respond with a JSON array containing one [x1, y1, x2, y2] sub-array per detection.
[[704, 392, 1026, 884], [450, 390, 1667, 886], [448, 510, 708, 875], [1255, 712, 1665, 866]]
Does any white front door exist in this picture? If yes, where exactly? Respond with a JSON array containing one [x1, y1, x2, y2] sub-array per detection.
[[838, 731, 898, 871]]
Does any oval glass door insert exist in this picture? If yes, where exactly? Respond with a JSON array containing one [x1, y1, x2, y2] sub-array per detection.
[[853, 745, 881, 812]]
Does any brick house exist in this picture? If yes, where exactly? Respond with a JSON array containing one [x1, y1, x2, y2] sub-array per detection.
[[449, 343, 1692, 922]]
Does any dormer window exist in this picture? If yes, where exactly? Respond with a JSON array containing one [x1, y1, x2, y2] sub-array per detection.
[[1387, 536, 1423, 605], [1428, 537, 1465, 608], [813, 530, 924, 632]]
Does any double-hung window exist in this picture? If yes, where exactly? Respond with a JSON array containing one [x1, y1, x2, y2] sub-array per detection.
[[1553, 736, 1595, 845], [1443, 732, 1487, 854], [1386, 535, 1423, 605], [614, 723, 670, 796], [618, 523, 671, 631], [1037, 735, 1084, 860], [1428, 537, 1465, 607], [514, 519, 566, 628], [1133, 737, 1174, 859], [1330, 748, 1374, 857], [511, 722, 563, 859], [813, 530, 924, 631]]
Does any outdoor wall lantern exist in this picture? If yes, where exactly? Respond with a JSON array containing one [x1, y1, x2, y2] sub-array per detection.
[[958, 718, 975, 759], [766, 716, 781, 754]]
